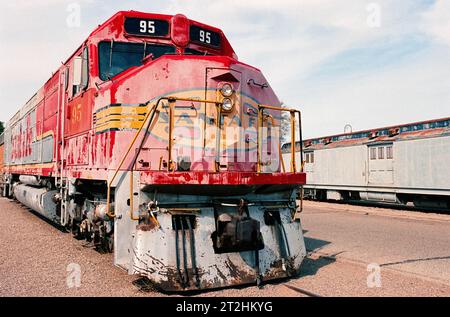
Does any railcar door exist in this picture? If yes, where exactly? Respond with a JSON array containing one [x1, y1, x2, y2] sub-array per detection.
[[367, 143, 394, 185], [304, 151, 315, 182]]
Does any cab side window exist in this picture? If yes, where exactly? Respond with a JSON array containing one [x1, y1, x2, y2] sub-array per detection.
[[72, 46, 89, 97]]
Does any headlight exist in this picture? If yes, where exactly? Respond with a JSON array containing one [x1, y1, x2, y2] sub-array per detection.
[[220, 83, 234, 97], [221, 98, 233, 111]]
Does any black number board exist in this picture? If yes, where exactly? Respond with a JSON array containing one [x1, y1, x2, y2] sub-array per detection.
[[124, 17, 169, 37], [190, 25, 221, 48]]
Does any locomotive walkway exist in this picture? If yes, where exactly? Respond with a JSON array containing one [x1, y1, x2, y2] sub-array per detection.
[[0, 198, 449, 296]]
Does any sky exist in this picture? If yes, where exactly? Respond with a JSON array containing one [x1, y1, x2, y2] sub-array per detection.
[[0, 0, 449, 139]]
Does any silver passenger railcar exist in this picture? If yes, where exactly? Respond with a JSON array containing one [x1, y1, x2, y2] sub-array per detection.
[[282, 117, 450, 209]]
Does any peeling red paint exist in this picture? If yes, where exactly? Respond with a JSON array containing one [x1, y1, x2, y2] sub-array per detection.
[[2, 11, 303, 191]]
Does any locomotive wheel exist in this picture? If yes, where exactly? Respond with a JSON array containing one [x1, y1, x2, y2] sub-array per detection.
[[70, 217, 83, 240], [73, 225, 83, 240], [63, 212, 74, 233], [105, 234, 114, 253], [97, 233, 114, 253]]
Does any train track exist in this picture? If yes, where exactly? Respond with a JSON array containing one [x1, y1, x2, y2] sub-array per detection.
[[351, 200, 449, 214], [283, 284, 322, 297], [311, 199, 450, 214]]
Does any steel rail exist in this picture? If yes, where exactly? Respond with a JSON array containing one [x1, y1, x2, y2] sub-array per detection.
[[284, 284, 322, 297]]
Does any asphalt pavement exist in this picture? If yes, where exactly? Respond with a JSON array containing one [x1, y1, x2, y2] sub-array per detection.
[[1, 197, 449, 296]]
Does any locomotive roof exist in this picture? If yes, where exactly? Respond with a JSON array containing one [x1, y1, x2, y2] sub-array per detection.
[[89, 11, 236, 57], [60, 11, 237, 66], [283, 117, 450, 152]]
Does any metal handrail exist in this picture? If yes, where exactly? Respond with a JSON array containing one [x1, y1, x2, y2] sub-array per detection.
[[106, 98, 304, 220], [165, 97, 222, 172], [106, 97, 222, 219], [256, 105, 305, 219], [257, 105, 304, 174], [128, 97, 222, 220], [105, 101, 157, 218]]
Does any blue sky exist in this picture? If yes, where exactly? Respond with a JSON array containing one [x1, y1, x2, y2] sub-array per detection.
[[0, 0, 449, 138]]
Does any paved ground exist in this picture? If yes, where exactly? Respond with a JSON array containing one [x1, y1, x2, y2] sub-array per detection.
[[1, 197, 449, 297], [301, 201, 450, 284], [296, 201, 450, 296]]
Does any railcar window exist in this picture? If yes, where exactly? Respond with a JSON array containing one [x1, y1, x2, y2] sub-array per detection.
[[304, 152, 314, 164], [370, 147, 377, 160], [378, 147, 384, 159], [98, 41, 176, 80], [386, 146, 393, 159]]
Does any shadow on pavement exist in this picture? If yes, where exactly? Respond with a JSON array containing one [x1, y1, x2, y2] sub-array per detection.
[[298, 236, 336, 277], [304, 236, 329, 253]]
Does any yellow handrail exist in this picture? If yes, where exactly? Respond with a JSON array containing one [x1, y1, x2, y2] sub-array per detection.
[[106, 98, 304, 220], [256, 105, 304, 174], [129, 97, 221, 220], [106, 102, 158, 218], [107, 97, 221, 220]]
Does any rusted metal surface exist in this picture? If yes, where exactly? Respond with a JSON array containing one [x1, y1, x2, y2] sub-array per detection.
[[129, 199, 306, 291]]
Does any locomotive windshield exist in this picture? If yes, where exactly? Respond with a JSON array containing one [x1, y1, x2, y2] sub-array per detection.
[[98, 41, 176, 80], [184, 48, 214, 56]]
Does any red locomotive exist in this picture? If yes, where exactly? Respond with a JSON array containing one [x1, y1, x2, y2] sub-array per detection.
[[0, 11, 306, 291]]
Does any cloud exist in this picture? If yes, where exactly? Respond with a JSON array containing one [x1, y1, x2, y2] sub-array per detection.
[[2, 0, 70, 10], [421, 0, 450, 47], [0, 0, 449, 139], [0, 0, 96, 117], [299, 46, 450, 137]]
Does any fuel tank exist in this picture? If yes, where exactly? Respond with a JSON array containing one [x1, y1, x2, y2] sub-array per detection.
[[13, 184, 59, 222], [18, 175, 48, 187]]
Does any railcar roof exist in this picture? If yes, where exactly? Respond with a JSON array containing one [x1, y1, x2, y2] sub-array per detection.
[[283, 117, 450, 152]]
